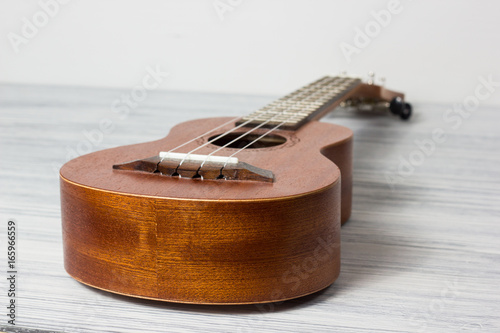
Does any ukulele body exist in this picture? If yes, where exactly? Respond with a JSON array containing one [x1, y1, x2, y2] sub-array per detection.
[[60, 117, 353, 304]]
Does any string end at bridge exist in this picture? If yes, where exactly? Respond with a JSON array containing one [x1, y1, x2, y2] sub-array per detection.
[[113, 154, 274, 183], [158, 152, 239, 165]]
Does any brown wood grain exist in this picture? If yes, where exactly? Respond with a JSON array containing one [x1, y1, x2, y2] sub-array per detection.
[[60, 118, 352, 304]]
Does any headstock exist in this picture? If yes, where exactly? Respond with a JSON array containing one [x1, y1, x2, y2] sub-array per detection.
[[339, 72, 412, 120]]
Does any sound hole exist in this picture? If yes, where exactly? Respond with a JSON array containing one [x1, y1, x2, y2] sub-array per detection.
[[209, 133, 286, 149]]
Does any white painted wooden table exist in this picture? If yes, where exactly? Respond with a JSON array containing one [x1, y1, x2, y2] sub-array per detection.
[[0, 84, 499, 332]]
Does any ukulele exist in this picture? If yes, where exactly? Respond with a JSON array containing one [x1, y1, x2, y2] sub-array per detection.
[[60, 75, 411, 304]]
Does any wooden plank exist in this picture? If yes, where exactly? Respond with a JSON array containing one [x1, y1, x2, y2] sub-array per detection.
[[0, 84, 499, 332]]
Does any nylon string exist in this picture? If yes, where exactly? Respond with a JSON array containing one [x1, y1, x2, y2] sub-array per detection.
[[195, 78, 337, 169], [169, 77, 334, 168], [160, 76, 340, 175]]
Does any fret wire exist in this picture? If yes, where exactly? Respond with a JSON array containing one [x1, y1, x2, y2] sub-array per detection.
[[239, 76, 361, 129], [167, 76, 361, 171], [173, 78, 325, 167], [220, 106, 310, 171]]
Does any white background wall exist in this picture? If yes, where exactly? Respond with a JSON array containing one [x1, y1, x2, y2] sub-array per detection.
[[1, 0, 500, 105]]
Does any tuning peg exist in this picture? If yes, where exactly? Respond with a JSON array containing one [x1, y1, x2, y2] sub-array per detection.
[[367, 71, 375, 85], [401, 103, 412, 120], [389, 97, 412, 120]]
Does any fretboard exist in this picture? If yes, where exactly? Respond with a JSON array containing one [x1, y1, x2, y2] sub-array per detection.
[[237, 76, 361, 130]]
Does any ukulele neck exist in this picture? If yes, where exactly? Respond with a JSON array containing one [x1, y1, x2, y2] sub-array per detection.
[[236, 76, 362, 131], [113, 75, 409, 182]]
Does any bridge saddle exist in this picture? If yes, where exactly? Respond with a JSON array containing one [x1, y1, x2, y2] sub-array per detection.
[[113, 153, 274, 183]]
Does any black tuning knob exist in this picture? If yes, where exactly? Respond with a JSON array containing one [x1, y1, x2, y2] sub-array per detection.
[[389, 97, 412, 120]]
